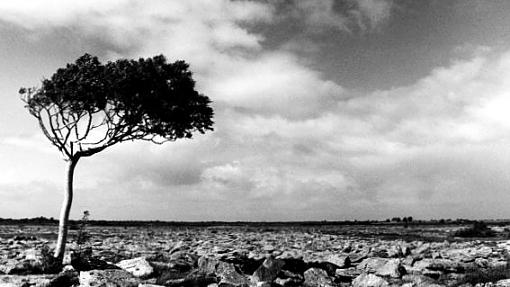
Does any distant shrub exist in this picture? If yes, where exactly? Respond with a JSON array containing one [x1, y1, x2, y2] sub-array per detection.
[[454, 221, 496, 238], [76, 210, 91, 250], [73, 210, 92, 268]]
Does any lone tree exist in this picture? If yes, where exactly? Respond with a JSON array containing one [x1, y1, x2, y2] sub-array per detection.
[[20, 54, 214, 261]]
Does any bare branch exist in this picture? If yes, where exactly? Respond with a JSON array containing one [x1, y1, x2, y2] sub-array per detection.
[[79, 111, 93, 141]]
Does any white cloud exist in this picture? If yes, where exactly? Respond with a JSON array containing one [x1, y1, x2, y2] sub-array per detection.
[[204, 53, 345, 118]]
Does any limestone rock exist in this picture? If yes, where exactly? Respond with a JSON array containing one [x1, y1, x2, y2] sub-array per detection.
[[402, 274, 437, 286], [198, 256, 220, 275], [325, 254, 350, 268], [116, 257, 154, 278], [352, 273, 389, 287], [335, 267, 362, 279], [496, 279, 510, 287], [412, 243, 431, 256], [375, 259, 406, 278], [303, 268, 334, 287], [216, 261, 249, 287], [79, 269, 140, 287], [251, 256, 285, 283], [0, 274, 55, 287], [358, 258, 389, 273]]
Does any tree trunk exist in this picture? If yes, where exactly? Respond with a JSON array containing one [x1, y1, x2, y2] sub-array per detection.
[[54, 156, 80, 261]]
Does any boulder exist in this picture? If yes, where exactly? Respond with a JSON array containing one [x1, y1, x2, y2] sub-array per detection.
[[375, 259, 406, 278], [496, 279, 510, 287], [251, 256, 285, 284], [352, 273, 389, 287], [350, 248, 371, 264], [413, 259, 463, 273], [386, 246, 403, 258], [198, 256, 220, 275], [357, 258, 389, 273], [412, 243, 431, 257], [116, 257, 154, 278], [325, 254, 350, 268], [401, 274, 437, 286], [335, 267, 362, 280], [216, 261, 249, 287], [303, 268, 334, 287]]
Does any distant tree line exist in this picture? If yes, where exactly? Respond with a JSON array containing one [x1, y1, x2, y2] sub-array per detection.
[[386, 216, 413, 223], [0, 216, 504, 227]]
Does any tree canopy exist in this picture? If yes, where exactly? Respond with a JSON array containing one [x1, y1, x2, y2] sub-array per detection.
[[20, 54, 214, 160]]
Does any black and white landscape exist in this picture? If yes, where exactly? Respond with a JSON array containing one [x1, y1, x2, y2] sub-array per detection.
[[2, 1, 510, 286]]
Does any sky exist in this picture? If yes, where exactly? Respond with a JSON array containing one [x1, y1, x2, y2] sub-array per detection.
[[1, 0, 510, 221]]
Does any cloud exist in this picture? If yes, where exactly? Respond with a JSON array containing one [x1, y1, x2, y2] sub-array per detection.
[[8, 47, 510, 220], [0, 0, 344, 120], [191, 49, 510, 219], [203, 52, 345, 118], [355, 0, 394, 30], [285, 0, 394, 33], [0, 1, 273, 57], [2, 1, 510, 220]]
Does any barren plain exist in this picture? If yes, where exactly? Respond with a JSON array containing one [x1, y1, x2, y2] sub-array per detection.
[[2, 222, 510, 286]]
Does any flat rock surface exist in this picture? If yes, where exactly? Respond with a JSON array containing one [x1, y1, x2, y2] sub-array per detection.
[[1, 223, 510, 286]]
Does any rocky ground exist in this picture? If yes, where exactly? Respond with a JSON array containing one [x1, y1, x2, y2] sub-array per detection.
[[1, 224, 510, 286]]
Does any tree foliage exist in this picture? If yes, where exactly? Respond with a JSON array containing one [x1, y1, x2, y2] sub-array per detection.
[[20, 53, 214, 160]]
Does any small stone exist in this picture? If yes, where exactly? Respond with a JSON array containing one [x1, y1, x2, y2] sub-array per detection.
[[275, 277, 292, 286], [63, 264, 76, 272]]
